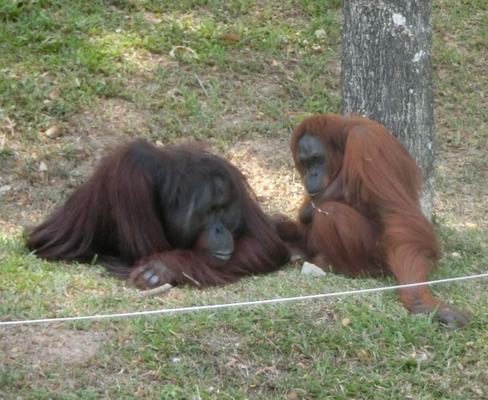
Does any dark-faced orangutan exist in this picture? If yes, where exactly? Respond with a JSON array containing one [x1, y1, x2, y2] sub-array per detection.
[[278, 113, 470, 328], [26, 140, 290, 289]]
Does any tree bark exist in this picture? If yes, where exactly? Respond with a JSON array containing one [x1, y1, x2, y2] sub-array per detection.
[[341, 0, 434, 217]]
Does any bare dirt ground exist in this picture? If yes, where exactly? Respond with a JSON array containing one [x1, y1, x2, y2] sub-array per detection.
[[1, 104, 485, 237], [0, 98, 305, 236], [0, 326, 107, 368]]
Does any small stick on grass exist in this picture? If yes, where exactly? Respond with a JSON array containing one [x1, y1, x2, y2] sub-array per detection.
[[138, 283, 173, 298], [194, 73, 209, 97]]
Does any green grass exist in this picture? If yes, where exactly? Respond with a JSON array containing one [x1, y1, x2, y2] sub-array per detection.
[[0, 0, 341, 142], [1, 0, 487, 399], [1, 227, 488, 399]]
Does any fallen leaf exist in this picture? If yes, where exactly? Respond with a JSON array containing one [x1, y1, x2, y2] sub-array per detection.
[[357, 349, 369, 361], [169, 46, 198, 62], [286, 391, 299, 400], [220, 33, 241, 43], [44, 125, 63, 138], [48, 87, 61, 100]]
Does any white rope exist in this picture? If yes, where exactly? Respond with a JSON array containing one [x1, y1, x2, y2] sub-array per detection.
[[1, 272, 487, 327]]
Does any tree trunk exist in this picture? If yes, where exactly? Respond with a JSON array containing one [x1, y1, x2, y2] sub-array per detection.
[[341, 0, 434, 217]]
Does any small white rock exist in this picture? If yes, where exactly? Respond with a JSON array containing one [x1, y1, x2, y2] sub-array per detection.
[[0, 185, 12, 194], [301, 261, 327, 276], [314, 29, 327, 39], [39, 161, 48, 172]]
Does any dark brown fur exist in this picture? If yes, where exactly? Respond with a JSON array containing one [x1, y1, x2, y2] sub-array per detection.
[[26, 140, 290, 287]]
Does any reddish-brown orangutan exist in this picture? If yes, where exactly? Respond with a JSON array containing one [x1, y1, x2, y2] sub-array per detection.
[[279, 113, 470, 328], [26, 140, 290, 289]]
